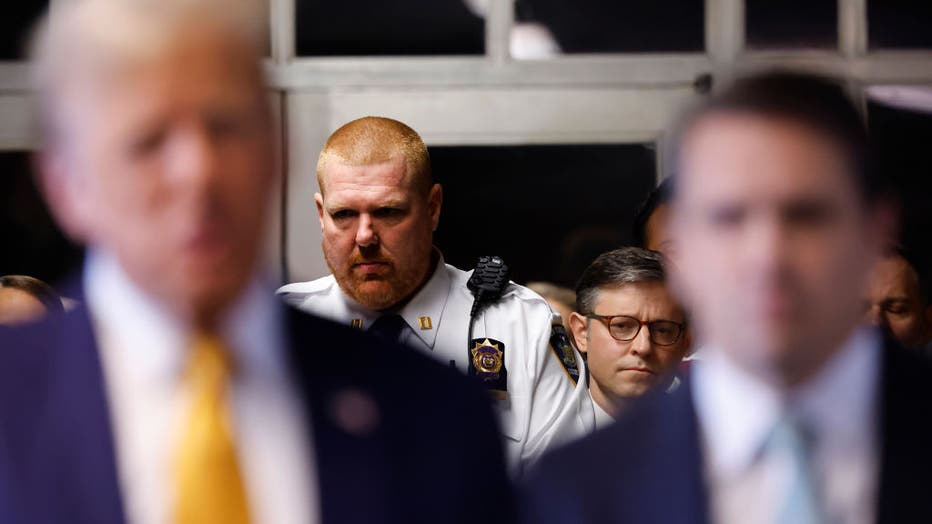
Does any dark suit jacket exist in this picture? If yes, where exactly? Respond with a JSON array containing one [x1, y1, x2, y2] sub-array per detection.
[[521, 340, 932, 524], [0, 287, 513, 524]]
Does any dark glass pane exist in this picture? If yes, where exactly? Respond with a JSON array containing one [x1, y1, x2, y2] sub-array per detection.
[[868, 100, 932, 278], [0, 152, 84, 286], [746, 0, 837, 49], [431, 144, 656, 287], [295, 0, 484, 56], [1, 1, 48, 60], [869, 0, 932, 49], [514, 0, 704, 54]]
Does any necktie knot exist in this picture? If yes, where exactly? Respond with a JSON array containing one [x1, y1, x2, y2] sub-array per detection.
[[368, 314, 407, 343], [186, 332, 236, 386]]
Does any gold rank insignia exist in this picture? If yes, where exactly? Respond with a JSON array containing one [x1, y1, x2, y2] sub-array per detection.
[[350, 318, 363, 329], [417, 316, 433, 330]]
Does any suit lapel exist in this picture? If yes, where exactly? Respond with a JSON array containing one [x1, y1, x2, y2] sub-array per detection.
[[284, 307, 393, 524], [665, 383, 711, 524], [875, 340, 932, 523], [30, 300, 126, 524]]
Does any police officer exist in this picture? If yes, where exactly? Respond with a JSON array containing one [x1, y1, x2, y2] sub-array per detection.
[[279, 116, 594, 474]]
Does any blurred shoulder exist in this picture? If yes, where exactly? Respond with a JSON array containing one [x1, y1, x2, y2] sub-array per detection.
[[276, 275, 337, 307]]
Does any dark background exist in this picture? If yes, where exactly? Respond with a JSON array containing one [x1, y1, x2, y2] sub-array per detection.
[[2, 1, 932, 294], [1, 1, 47, 60], [431, 144, 657, 287]]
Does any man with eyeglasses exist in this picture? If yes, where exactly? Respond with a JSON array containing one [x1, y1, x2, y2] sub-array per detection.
[[569, 247, 690, 428]]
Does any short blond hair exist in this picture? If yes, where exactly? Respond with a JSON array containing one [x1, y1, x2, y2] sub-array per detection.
[[30, 0, 267, 144], [317, 116, 432, 195]]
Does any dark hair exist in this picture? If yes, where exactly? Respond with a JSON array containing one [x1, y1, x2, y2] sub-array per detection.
[[574, 247, 665, 315], [671, 70, 882, 202], [0, 275, 64, 313], [889, 247, 931, 307], [632, 177, 675, 248]]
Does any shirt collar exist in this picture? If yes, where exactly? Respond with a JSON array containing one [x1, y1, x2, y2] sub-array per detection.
[[692, 327, 881, 480], [396, 255, 450, 348], [591, 391, 616, 430], [84, 250, 285, 385], [335, 251, 452, 349]]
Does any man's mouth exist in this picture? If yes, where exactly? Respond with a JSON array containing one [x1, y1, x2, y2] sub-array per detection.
[[353, 261, 390, 275], [620, 367, 655, 375]]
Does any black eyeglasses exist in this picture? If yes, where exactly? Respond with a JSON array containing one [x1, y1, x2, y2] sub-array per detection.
[[586, 314, 686, 346]]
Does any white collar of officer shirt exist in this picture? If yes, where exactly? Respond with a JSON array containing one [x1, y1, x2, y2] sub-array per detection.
[[336, 250, 452, 349]]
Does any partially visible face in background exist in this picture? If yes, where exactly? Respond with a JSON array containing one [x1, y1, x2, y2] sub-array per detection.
[[0, 288, 48, 326], [865, 254, 932, 349]]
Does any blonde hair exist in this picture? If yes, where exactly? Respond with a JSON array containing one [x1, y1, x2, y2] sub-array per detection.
[[317, 116, 432, 195], [30, 0, 267, 144]]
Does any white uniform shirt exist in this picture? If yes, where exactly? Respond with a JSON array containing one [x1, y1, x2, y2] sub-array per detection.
[[86, 251, 319, 524], [279, 257, 594, 474], [692, 328, 880, 524]]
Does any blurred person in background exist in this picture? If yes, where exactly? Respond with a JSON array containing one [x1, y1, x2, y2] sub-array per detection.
[[525, 281, 575, 336], [631, 176, 676, 257], [569, 247, 690, 429], [0, 1, 511, 523], [0, 275, 63, 326], [278, 116, 593, 475], [522, 71, 932, 524], [866, 248, 932, 351]]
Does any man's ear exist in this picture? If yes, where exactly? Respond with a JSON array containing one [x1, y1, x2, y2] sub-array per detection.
[[569, 312, 589, 356], [33, 149, 87, 243], [681, 329, 694, 359], [428, 183, 442, 232], [314, 192, 325, 231]]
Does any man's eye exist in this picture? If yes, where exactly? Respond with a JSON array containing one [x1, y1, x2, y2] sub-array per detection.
[[373, 208, 404, 219], [611, 319, 638, 331], [331, 210, 357, 221], [207, 114, 246, 138], [707, 206, 745, 227], [784, 201, 833, 226], [128, 130, 166, 157]]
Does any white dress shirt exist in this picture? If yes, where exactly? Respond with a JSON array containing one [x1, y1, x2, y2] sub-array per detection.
[[591, 392, 615, 430], [692, 328, 881, 524], [85, 251, 319, 524], [278, 255, 594, 474]]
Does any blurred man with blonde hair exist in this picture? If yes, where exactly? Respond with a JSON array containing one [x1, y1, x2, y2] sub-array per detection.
[[0, 2, 511, 523]]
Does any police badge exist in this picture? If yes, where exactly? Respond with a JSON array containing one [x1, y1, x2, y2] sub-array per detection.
[[468, 338, 507, 399]]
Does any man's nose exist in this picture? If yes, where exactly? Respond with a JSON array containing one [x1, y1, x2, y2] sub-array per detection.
[[867, 305, 888, 329], [166, 127, 220, 189], [629, 325, 653, 357], [746, 217, 790, 272], [355, 214, 378, 247]]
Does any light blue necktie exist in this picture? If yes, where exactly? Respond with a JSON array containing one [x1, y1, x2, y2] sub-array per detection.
[[767, 415, 825, 524]]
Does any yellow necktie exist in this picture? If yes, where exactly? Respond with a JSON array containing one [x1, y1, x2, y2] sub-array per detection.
[[174, 333, 251, 524]]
